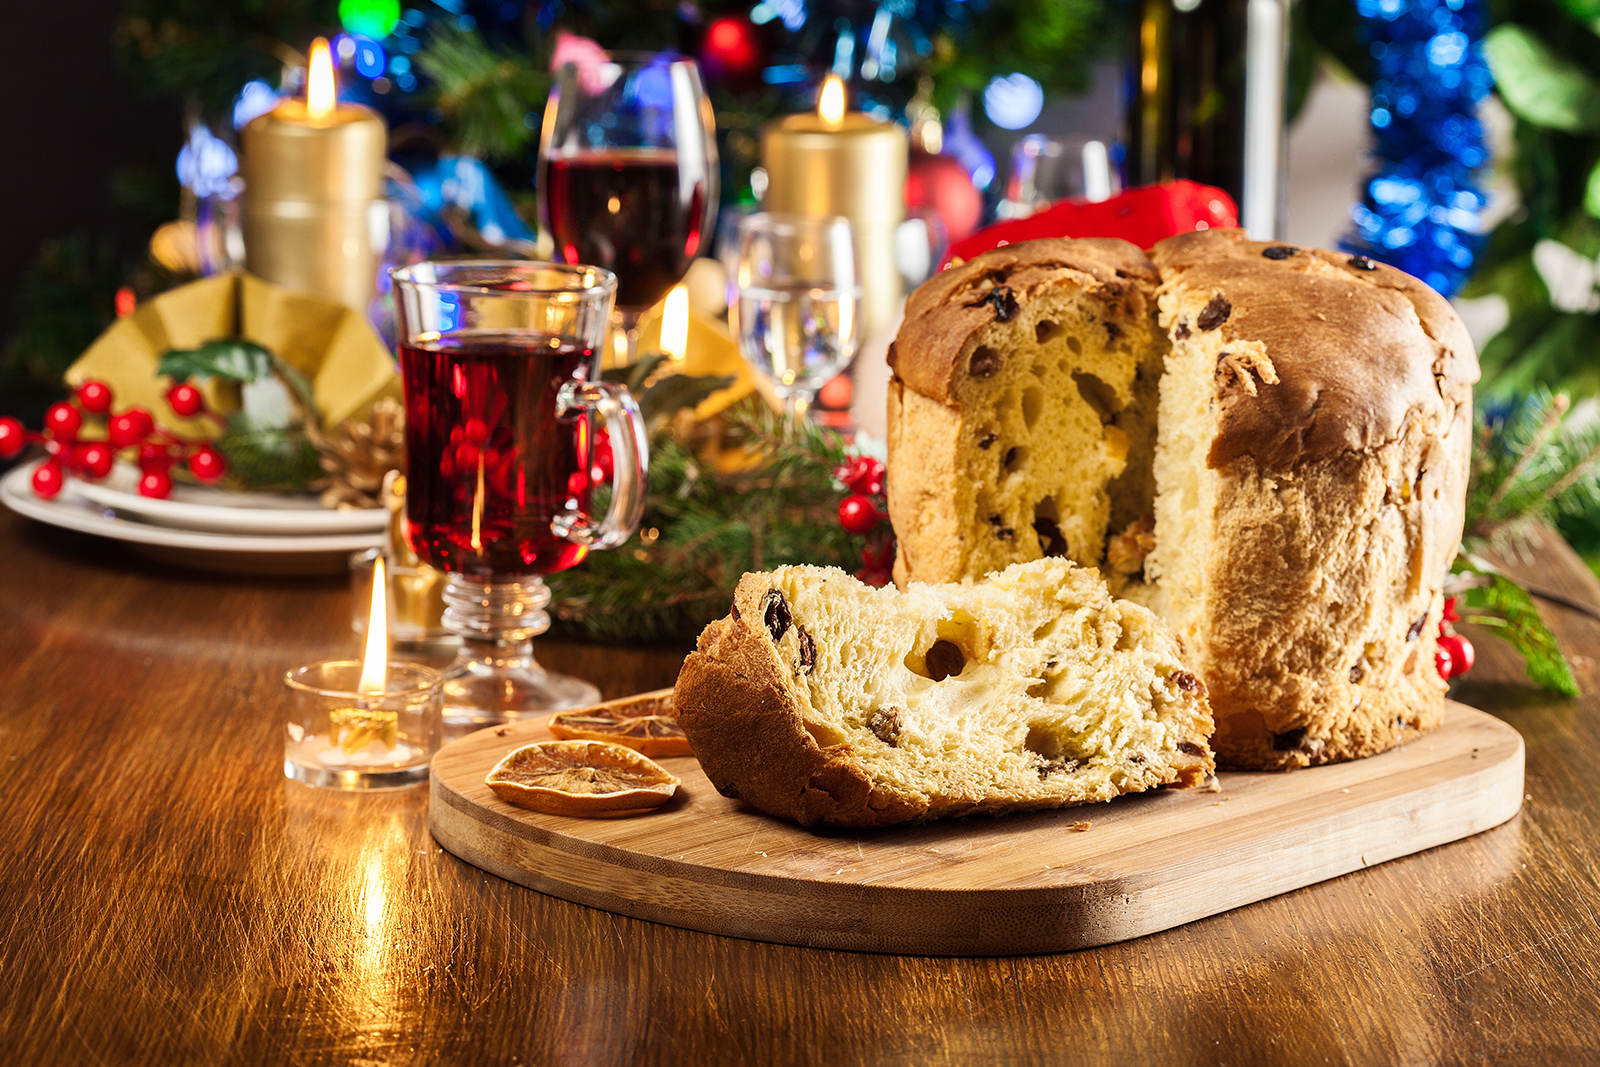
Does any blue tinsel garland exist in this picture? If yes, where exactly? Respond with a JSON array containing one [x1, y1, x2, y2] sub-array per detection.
[[1344, 0, 1494, 297]]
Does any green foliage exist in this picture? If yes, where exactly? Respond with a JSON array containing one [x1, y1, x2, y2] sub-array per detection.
[[1465, 389, 1600, 547], [1453, 557, 1581, 695], [1457, 1, 1600, 399], [116, 0, 338, 117], [545, 393, 864, 645], [159, 339, 276, 384], [159, 339, 323, 491], [414, 24, 550, 159], [1484, 24, 1600, 132], [925, 0, 1107, 113]]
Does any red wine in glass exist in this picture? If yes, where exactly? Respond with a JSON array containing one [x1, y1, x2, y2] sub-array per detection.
[[399, 331, 598, 578], [544, 149, 706, 311]]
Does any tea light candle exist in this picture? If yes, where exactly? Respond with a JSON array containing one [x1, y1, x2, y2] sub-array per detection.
[[760, 76, 908, 339], [241, 38, 387, 313], [285, 548, 444, 790]]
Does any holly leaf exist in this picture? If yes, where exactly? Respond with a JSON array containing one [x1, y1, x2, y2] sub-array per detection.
[[158, 339, 275, 383], [637, 373, 736, 434], [1455, 557, 1580, 696], [1484, 26, 1600, 132]]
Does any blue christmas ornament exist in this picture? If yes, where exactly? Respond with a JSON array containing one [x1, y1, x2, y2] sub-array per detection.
[[405, 155, 536, 246], [1343, 0, 1494, 297]]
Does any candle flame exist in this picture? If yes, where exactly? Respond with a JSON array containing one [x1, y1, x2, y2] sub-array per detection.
[[307, 37, 337, 121], [358, 554, 388, 695], [662, 285, 689, 362], [818, 75, 846, 127]]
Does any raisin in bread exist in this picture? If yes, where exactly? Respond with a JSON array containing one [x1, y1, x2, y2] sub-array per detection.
[[887, 231, 1479, 771], [886, 238, 1166, 585], [672, 558, 1214, 828]]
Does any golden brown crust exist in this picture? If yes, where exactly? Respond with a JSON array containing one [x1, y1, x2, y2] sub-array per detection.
[[1148, 229, 1480, 471], [673, 580, 926, 827], [891, 237, 1159, 404]]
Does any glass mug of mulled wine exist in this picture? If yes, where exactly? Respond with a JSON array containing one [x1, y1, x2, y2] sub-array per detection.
[[391, 261, 647, 725]]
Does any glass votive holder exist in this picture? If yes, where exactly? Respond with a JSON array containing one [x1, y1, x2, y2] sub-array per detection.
[[349, 548, 457, 651], [284, 660, 444, 790]]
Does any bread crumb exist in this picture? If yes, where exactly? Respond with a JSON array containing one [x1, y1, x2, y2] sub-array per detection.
[[1202, 775, 1223, 793], [1072, 820, 1092, 832], [495, 728, 510, 736], [1341, 788, 1350, 793]]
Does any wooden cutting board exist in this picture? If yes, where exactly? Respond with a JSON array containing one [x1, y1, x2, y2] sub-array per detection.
[[429, 699, 1523, 956]]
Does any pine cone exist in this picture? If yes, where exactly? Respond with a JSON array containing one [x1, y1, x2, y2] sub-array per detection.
[[309, 398, 405, 510]]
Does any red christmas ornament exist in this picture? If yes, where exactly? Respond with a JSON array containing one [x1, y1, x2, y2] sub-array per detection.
[[31, 460, 64, 499], [188, 443, 226, 484], [77, 380, 114, 414], [700, 16, 762, 82], [593, 431, 614, 483], [1441, 596, 1460, 623], [166, 382, 204, 418], [108, 408, 155, 449], [0, 416, 25, 459], [838, 494, 882, 534], [44, 402, 82, 441], [138, 469, 173, 498], [905, 151, 984, 243], [834, 455, 886, 497]]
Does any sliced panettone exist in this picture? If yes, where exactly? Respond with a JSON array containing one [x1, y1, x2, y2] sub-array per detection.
[[886, 238, 1166, 587], [886, 230, 1479, 771], [672, 559, 1214, 829]]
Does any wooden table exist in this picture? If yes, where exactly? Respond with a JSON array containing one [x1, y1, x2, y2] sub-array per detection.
[[2, 506, 1598, 1065]]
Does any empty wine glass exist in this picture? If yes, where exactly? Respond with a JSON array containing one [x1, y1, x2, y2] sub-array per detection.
[[732, 213, 863, 424]]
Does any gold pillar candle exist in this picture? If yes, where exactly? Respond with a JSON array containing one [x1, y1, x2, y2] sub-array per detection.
[[241, 39, 387, 313], [760, 77, 908, 339]]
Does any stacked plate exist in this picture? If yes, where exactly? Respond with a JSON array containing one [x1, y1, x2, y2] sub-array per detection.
[[0, 459, 386, 574]]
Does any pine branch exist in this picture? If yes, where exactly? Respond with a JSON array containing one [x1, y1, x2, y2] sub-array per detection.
[[1453, 555, 1580, 696], [414, 25, 548, 159]]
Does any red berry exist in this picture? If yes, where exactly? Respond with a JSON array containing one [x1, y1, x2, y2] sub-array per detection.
[[138, 441, 177, 471], [31, 460, 64, 499], [108, 408, 154, 449], [462, 416, 490, 446], [77, 380, 114, 414], [593, 434, 614, 482], [1441, 596, 1460, 624], [0, 416, 24, 459], [1434, 644, 1455, 681], [835, 455, 886, 497], [1436, 633, 1474, 679], [44, 402, 82, 441], [166, 382, 204, 418], [187, 443, 226, 484], [138, 469, 173, 499], [566, 470, 589, 498], [76, 442, 115, 479], [838, 494, 881, 535]]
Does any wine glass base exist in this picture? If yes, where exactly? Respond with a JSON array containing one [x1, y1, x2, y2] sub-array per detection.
[[441, 659, 601, 728]]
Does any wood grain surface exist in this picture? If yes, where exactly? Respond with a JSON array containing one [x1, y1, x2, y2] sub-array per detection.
[[1, 507, 1599, 1063], [431, 702, 1523, 955]]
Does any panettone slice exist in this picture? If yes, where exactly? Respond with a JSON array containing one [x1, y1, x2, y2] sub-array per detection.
[[673, 559, 1214, 828]]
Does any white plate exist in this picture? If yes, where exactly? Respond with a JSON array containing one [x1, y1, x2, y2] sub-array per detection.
[[1, 461, 382, 575], [70, 462, 387, 535]]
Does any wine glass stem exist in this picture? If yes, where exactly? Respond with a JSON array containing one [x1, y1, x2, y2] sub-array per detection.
[[779, 389, 811, 427], [610, 307, 645, 369]]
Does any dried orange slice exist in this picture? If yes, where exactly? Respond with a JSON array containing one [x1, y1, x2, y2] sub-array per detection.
[[485, 740, 680, 815], [546, 688, 690, 756]]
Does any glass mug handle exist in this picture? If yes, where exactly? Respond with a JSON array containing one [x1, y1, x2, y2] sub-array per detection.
[[553, 380, 649, 548]]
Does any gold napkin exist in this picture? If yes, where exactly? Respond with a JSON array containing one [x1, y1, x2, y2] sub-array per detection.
[[65, 272, 399, 434], [627, 301, 757, 419]]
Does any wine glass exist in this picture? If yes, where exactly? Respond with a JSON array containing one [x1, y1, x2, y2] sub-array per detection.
[[391, 261, 649, 726], [733, 212, 863, 424], [998, 134, 1121, 219], [538, 51, 719, 364]]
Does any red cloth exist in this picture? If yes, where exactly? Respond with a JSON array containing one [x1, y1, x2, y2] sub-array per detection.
[[941, 180, 1238, 270]]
